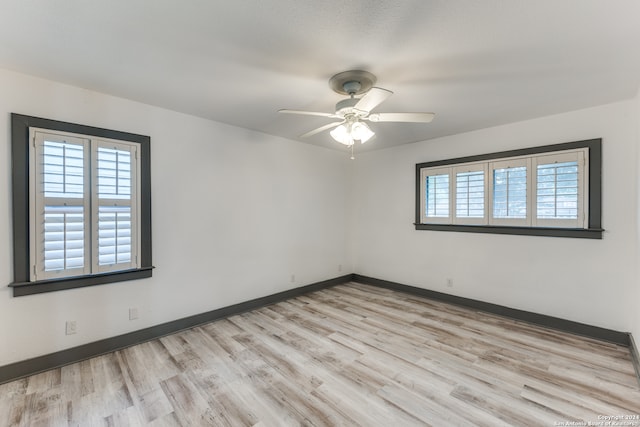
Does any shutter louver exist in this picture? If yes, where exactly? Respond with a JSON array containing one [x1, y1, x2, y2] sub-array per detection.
[[95, 144, 136, 271], [97, 147, 131, 200], [536, 161, 579, 219], [98, 206, 132, 265], [43, 206, 85, 271], [425, 174, 450, 217], [456, 171, 484, 218], [493, 166, 527, 219], [43, 142, 84, 198]]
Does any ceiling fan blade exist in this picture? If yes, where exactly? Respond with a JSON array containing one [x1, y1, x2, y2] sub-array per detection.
[[278, 109, 338, 118], [354, 87, 393, 113], [367, 112, 435, 123], [300, 121, 344, 138]]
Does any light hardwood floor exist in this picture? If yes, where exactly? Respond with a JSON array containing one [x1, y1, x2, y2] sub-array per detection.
[[1, 282, 639, 426]]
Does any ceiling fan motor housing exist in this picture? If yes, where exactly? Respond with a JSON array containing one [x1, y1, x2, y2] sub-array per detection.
[[335, 98, 361, 117], [342, 81, 361, 94]]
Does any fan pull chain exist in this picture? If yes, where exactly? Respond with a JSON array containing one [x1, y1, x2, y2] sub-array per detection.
[[350, 143, 355, 160]]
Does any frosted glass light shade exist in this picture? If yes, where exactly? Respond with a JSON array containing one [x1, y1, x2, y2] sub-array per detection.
[[351, 122, 374, 143], [330, 121, 374, 145], [330, 124, 353, 146]]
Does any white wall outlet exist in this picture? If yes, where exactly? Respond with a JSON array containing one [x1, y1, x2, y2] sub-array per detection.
[[129, 308, 139, 320], [446, 278, 454, 288], [338, 264, 343, 272], [65, 321, 77, 335], [290, 274, 296, 283]]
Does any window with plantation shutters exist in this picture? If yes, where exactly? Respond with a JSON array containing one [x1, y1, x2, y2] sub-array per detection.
[[533, 150, 587, 228], [489, 158, 531, 226], [30, 129, 140, 281], [93, 142, 138, 273], [11, 114, 151, 296], [420, 167, 451, 223], [32, 134, 91, 280], [453, 163, 487, 225], [415, 140, 599, 238]]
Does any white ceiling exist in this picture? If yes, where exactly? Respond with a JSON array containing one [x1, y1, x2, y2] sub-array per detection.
[[1, 1, 640, 153]]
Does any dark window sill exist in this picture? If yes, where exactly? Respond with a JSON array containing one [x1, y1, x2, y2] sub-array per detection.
[[414, 223, 603, 239], [9, 267, 154, 297]]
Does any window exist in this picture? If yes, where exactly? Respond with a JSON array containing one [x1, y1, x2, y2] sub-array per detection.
[[453, 163, 487, 225], [414, 139, 601, 238], [532, 151, 585, 228], [489, 158, 531, 226], [93, 142, 138, 273], [10, 114, 152, 296], [31, 130, 140, 280], [420, 167, 451, 224]]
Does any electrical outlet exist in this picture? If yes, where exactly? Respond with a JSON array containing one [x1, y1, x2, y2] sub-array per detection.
[[290, 274, 296, 283], [338, 264, 343, 272], [446, 278, 454, 288], [129, 308, 139, 320], [65, 321, 77, 335]]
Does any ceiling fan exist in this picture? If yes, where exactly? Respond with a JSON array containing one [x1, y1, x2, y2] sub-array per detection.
[[279, 70, 435, 158]]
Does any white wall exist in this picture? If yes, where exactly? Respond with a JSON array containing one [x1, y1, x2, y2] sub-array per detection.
[[0, 69, 352, 366], [353, 100, 638, 332], [1, 66, 638, 368]]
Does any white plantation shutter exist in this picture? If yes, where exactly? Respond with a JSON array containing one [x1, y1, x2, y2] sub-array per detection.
[[98, 206, 132, 264], [420, 167, 451, 223], [30, 129, 140, 281], [533, 149, 587, 228], [43, 205, 85, 271], [489, 158, 531, 226], [31, 132, 90, 280], [417, 145, 593, 232], [93, 141, 138, 273], [453, 163, 487, 225]]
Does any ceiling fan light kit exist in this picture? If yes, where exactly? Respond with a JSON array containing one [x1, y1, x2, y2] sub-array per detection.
[[330, 121, 375, 146], [279, 70, 435, 158]]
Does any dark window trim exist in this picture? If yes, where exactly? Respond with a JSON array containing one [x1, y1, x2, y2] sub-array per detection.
[[414, 138, 603, 238], [9, 113, 153, 296]]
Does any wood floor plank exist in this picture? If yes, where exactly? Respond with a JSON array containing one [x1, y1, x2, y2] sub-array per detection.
[[1, 282, 639, 426], [159, 373, 213, 425]]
